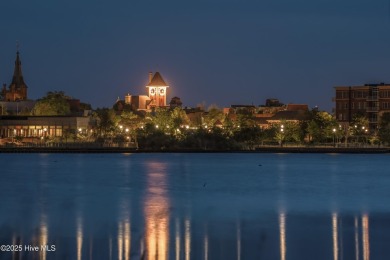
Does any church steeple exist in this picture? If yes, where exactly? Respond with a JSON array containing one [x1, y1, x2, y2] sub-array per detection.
[[10, 51, 27, 90], [1, 50, 28, 101]]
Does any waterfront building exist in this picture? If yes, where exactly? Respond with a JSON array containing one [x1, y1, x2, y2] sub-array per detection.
[[1, 51, 28, 101], [0, 115, 92, 139], [333, 83, 390, 130]]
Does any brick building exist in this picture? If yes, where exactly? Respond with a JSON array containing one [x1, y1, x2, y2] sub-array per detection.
[[334, 83, 390, 130]]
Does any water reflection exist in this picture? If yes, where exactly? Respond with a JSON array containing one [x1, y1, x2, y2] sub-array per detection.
[[279, 212, 286, 260], [236, 220, 241, 260], [39, 214, 48, 260], [203, 226, 208, 260], [76, 216, 83, 260], [332, 213, 339, 260], [144, 162, 170, 260], [0, 152, 387, 260], [362, 214, 370, 260], [175, 218, 181, 260], [355, 217, 359, 260], [185, 218, 191, 260]]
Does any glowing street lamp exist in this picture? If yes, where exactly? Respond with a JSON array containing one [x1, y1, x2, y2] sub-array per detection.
[[279, 125, 284, 147], [332, 128, 336, 147]]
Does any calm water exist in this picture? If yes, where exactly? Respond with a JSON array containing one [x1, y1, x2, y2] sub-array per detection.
[[1, 153, 390, 260]]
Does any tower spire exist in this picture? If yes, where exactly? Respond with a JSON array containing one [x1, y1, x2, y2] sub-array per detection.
[[11, 50, 26, 88]]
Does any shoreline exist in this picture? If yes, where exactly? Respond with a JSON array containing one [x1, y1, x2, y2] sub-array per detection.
[[0, 147, 389, 154]]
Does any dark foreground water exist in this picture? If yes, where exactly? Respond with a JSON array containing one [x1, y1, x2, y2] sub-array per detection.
[[1, 153, 390, 260]]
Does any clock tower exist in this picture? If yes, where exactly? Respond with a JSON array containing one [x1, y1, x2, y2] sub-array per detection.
[[146, 72, 169, 107]]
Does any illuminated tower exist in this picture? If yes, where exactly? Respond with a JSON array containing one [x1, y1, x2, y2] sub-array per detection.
[[146, 72, 169, 107]]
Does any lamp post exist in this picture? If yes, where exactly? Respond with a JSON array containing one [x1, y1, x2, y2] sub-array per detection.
[[280, 124, 284, 147], [332, 128, 336, 147]]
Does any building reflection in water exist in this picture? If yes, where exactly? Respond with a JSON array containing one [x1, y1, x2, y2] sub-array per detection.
[[279, 212, 286, 260], [144, 162, 170, 260]]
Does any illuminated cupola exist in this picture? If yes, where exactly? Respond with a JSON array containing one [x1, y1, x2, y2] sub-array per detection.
[[146, 72, 169, 107]]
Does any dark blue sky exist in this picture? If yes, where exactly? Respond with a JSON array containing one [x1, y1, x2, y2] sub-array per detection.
[[1, 0, 390, 111]]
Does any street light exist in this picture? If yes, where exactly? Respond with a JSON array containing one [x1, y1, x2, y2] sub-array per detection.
[[279, 125, 284, 147], [332, 128, 336, 147]]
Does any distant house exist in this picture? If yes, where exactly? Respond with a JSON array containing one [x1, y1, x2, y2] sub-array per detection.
[[286, 104, 309, 111]]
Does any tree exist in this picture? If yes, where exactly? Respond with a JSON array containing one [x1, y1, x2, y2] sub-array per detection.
[[349, 114, 369, 143], [233, 126, 263, 149], [306, 110, 338, 143], [32, 91, 71, 116], [171, 107, 190, 129], [94, 108, 118, 138], [203, 105, 224, 127], [151, 108, 174, 131]]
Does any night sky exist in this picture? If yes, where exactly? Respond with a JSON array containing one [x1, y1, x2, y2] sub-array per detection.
[[1, 0, 390, 112]]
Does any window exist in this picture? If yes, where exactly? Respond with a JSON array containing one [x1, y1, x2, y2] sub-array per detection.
[[339, 114, 343, 120], [351, 102, 354, 109], [344, 103, 348, 109]]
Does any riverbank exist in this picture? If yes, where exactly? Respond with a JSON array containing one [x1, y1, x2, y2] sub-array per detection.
[[0, 146, 389, 153]]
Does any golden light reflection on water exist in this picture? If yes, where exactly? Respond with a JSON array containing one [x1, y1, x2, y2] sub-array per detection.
[[175, 218, 180, 260], [144, 162, 170, 260], [332, 213, 339, 260], [117, 189, 132, 260], [204, 229, 208, 260], [118, 222, 123, 260], [185, 218, 191, 260], [279, 213, 286, 260], [39, 215, 48, 260], [124, 220, 131, 260], [362, 214, 370, 260], [77, 216, 83, 260]]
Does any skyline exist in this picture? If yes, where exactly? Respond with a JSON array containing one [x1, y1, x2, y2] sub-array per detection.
[[1, 0, 390, 111]]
